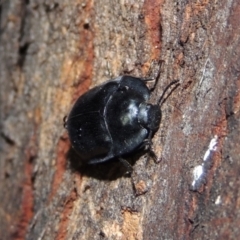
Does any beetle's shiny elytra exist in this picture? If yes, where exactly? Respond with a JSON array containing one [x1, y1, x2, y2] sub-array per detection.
[[64, 76, 179, 166]]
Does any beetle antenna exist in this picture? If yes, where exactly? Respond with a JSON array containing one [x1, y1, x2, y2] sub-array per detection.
[[143, 60, 165, 91], [157, 80, 180, 106]]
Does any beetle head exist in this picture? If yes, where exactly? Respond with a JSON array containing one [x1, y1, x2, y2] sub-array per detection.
[[138, 103, 161, 132]]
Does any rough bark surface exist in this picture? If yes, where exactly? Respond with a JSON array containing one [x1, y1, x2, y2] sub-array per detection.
[[0, 0, 240, 240]]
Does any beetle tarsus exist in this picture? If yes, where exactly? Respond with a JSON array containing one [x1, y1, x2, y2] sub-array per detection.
[[146, 140, 159, 163], [149, 149, 160, 164]]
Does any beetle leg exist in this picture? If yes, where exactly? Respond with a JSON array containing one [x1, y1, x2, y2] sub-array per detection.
[[119, 158, 133, 175], [140, 132, 161, 163], [148, 145, 159, 163], [144, 140, 159, 163], [142, 59, 165, 91]]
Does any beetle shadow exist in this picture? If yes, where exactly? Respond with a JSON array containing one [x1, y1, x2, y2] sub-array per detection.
[[67, 148, 144, 181]]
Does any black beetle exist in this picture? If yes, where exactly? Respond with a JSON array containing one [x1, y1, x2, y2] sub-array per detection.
[[64, 75, 179, 170]]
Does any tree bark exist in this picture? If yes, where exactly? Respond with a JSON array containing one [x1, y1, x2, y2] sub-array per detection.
[[1, 0, 240, 239]]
